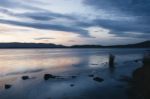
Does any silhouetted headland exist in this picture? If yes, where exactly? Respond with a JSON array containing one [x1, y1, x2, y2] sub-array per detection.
[[128, 53, 150, 99], [0, 40, 149, 48], [0, 43, 66, 48]]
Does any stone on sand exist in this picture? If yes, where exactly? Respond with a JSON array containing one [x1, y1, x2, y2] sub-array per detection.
[[5, 84, 12, 89], [22, 76, 29, 80], [44, 74, 56, 80], [93, 77, 104, 82]]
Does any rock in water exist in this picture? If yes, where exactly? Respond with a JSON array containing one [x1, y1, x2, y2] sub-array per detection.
[[22, 76, 29, 80], [70, 84, 75, 87], [44, 74, 56, 80], [88, 74, 94, 77], [71, 76, 77, 78], [93, 77, 104, 82], [5, 84, 12, 89], [109, 54, 115, 68]]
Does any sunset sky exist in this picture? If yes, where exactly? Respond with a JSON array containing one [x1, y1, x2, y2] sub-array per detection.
[[0, 0, 149, 45]]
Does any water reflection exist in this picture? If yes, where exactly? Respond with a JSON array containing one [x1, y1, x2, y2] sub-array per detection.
[[0, 48, 148, 99], [108, 67, 116, 75], [0, 48, 147, 77]]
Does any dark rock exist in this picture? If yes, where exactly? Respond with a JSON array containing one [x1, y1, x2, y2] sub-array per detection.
[[143, 54, 150, 67], [134, 59, 139, 63], [70, 84, 75, 87], [22, 76, 29, 80], [109, 54, 115, 68], [119, 76, 132, 82], [91, 64, 98, 65], [44, 74, 56, 80], [93, 77, 104, 82], [5, 84, 12, 89], [128, 54, 150, 99], [71, 76, 77, 78], [88, 74, 94, 77]]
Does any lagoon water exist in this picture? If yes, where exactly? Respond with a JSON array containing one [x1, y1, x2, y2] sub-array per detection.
[[0, 48, 149, 99]]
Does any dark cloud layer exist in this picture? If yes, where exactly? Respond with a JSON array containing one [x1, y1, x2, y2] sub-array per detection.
[[0, 0, 46, 11], [83, 0, 150, 39], [0, 5, 92, 37], [0, 19, 91, 37], [0, 0, 149, 40], [84, 0, 150, 16]]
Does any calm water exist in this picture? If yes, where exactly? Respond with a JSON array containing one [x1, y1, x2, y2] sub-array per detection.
[[0, 48, 148, 76], [0, 48, 149, 99]]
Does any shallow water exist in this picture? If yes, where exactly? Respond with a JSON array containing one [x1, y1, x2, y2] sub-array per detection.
[[0, 48, 148, 76], [0, 48, 149, 99]]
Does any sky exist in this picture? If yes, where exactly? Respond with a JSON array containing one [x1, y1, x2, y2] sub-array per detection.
[[0, 0, 149, 45]]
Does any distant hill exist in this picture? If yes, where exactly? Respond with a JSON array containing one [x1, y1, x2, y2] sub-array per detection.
[[106, 41, 150, 48], [70, 45, 102, 48], [0, 43, 66, 48], [0, 41, 149, 48], [70, 41, 150, 48]]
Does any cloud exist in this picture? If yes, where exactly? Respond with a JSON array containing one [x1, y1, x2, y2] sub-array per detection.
[[0, 0, 46, 11], [83, 0, 150, 39], [93, 19, 150, 37], [68, 40, 76, 42], [0, 0, 149, 44], [0, 19, 91, 38], [0, 3, 92, 38], [0, 7, 75, 21], [20, 10, 77, 21], [83, 0, 150, 16], [34, 37, 55, 40]]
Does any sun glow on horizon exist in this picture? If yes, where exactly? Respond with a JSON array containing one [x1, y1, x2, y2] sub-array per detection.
[[0, 24, 84, 45]]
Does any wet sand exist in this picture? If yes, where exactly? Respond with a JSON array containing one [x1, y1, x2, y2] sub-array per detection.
[[0, 60, 142, 99]]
